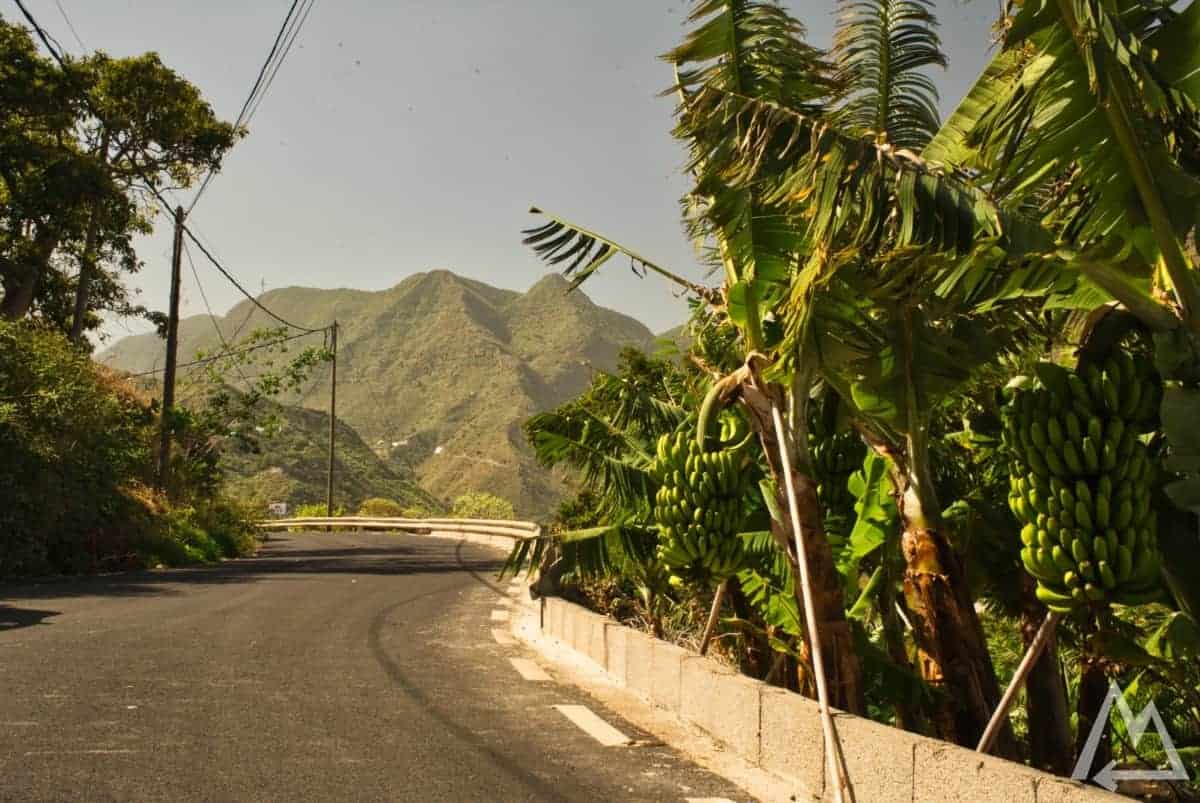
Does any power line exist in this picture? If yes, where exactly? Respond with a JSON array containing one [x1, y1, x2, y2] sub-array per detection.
[[187, 0, 316, 212], [181, 224, 325, 334], [52, 0, 85, 51], [183, 240, 255, 389], [242, 0, 316, 128], [127, 328, 326, 378]]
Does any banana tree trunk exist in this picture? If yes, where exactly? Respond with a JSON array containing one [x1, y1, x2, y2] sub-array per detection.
[[882, 579, 924, 733], [883, 443, 1018, 756], [1074, 652, 1111, 780], [740, 364, 866, 715], [1019, 574, 1074, 775]]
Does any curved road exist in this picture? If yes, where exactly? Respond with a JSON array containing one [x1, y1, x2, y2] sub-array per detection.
[[0, 532, 749, 802]]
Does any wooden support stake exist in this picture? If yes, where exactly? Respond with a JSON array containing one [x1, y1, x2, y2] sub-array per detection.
[[698, 579, 728, 656], [977, 610, 1063, 754], [771, 403, 851, 803]]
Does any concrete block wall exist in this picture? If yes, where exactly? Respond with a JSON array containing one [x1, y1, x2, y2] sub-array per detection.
[[532, 596, 1127, 803]]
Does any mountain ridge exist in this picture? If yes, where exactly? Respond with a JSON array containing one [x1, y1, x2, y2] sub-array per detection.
[[102, 270, 658, 515]]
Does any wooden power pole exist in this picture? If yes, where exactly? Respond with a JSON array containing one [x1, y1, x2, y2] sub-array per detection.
[[156, 205, 186, 489], [325, 321, 338, 520]]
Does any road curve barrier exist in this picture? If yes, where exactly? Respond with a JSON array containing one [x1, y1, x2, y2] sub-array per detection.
[[255, 516, 541, 549]]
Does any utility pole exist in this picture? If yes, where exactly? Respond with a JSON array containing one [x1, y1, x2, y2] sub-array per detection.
[[156, 205, 186, 489], [325, 321, 338, 521]]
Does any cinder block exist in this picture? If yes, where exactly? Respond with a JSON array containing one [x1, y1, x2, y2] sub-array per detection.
[[585, 612, 608, 668], [567, 606, 591, 655], [832, 711, 916, 803], [913, 740, 1036, 803], [625, 629, 654, 700], [759, 686, 825, 801], [679, 656, 761, 763], [545, 598, 566, 641], [649, 640, 688, 711], [560, 601, 576, 648], [604, 623, 628, 685], [1034, 777, 1128, 802]]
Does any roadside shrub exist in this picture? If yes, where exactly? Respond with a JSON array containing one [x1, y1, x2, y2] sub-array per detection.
[[449, 491, 515, 521], [357, 497, 404, 517], [0, 321, 156, 575], [294, 502, 345, 518], [193, 497, 259, 558], [400, 505, 431, 519]]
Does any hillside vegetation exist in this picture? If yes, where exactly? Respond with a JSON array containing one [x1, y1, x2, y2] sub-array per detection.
[[218, 397, 439, 513], [103, 271, 658, 515]]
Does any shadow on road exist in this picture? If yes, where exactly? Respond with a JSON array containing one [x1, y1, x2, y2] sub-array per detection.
[[0, 534, 505, 603], [0, 605, 60, 631]]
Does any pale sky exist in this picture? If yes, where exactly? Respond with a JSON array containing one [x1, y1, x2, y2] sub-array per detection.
[[17, 1, 1000, 342]]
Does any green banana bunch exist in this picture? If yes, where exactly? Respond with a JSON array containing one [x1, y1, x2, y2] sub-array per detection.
[[1003, 354, 1163, 613], [810, 430, 867, 518], [651, 427, 751, 583]]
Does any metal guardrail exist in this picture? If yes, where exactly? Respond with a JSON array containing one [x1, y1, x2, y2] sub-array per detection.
[[256, 516, 541, 540]]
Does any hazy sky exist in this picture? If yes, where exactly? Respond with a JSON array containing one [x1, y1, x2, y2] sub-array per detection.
[[19, 1, 1000, 341]]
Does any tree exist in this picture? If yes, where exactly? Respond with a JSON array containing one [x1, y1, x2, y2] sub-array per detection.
[[66, 50, 240, 342], [0, 17, 239, 341]]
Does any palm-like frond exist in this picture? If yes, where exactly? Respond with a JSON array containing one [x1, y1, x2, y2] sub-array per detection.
[[524, 406, 657, 517], [934, 0, 1200, 263], [584, 351, 689, 436], [500, 520, 660, 580], [666, 0, 835, 344], [521, 207, 718, 302], [832, 0, 947, 149]]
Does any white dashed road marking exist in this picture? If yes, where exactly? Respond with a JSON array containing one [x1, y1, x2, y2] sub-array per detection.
[[489, 609, 509, 622], [491, 628, 516, 646], [499, 597, 514, 607], [509, 658, 552, 681], [24, 749, 138, 756], [552, 704, 631, 747]]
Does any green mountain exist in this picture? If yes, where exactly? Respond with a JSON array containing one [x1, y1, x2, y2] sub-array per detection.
[[218, 397, 440, 514], [102, 271, 658, 516]]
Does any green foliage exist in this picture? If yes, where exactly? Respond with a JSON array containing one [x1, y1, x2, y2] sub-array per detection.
[[0, 17, 239, 337], [0, 320, 154, 574], [294, 502, 345, 518], [0, 320, 256, 574], [357, 497, 405, 517], [450, 492, 515, 521]]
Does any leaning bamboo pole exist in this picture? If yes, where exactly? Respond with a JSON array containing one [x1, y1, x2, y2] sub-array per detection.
[[977, 611, 1063, 754], [771, 403, 852, 803]]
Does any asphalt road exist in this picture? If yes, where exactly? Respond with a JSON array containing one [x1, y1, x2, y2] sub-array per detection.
[[0, 532, 751, 802]]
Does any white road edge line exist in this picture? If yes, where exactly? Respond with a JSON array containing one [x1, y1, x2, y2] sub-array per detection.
[[552, 704, 631, 747], [509, 658, 552, 681], [489, 609, 510, 622], [491, 628, 517, 646]]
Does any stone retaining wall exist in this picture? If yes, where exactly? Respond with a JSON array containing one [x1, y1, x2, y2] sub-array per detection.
[[531, 596, 1125, 803]]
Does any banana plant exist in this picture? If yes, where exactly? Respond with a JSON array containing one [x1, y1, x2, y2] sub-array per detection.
[[523, 0, 873, 714], [926, 0, 1200, 625]]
